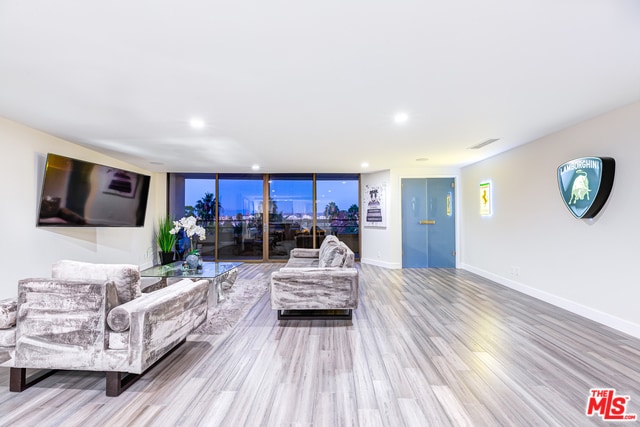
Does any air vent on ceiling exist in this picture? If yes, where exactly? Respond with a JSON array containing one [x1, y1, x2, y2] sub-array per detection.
[[468, 138, 500, 149]]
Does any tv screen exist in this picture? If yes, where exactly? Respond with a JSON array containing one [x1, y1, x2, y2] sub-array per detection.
[[37, 153, 151, 227]]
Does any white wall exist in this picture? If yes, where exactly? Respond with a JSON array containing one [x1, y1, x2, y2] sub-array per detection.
[[460, 102, 640, 338], [360, 170, 394, 267], [361, 166, 461, 268], [0, 117, 166, 299]]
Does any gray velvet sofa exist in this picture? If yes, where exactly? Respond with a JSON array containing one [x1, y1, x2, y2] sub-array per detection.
[[270, 235, 358, 320], [2, 260, 209, 396]]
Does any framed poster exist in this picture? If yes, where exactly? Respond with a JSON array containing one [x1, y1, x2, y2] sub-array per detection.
[[364, 183, 386, 228], [480, 181, 492, 216]]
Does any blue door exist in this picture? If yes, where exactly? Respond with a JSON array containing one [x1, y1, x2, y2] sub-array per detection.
[[402, 178, 455, 268]]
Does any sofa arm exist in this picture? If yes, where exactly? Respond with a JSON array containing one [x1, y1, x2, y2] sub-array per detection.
[[289, 248, 319, 258], [270, 267, 359, 310], [15, 278, 119, 370], [110, 278, 209, 373]]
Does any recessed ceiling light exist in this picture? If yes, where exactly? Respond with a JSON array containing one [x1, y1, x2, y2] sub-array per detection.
[[416, 157, 429, 162], [361, 162, 369, 168], [189, 118, 205, 129], [394, 112, 409, 124], [149, 161, 164, 165], [251, 164, 260, 171]]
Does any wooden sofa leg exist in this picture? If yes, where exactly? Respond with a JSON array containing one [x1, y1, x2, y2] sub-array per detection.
[[106, 371, 141, 397], [10, 367, 58, 392], [277, 309, 352, 320], [9, 368, 26, 392], [105, 339, 188, 396]]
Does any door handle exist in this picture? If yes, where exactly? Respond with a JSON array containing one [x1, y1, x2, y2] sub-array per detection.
[[419, 220, 436, 225]]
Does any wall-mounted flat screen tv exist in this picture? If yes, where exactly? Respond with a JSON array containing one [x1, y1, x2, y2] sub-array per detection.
[[37, 153, 151, 227]]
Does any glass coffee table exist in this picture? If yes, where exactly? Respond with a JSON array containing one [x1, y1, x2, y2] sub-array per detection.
[[141, 261, 243, 307]]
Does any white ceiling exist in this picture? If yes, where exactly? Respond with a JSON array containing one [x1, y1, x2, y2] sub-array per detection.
[[1, 0, 639, 173]]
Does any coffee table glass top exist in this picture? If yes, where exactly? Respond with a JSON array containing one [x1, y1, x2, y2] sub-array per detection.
[[141, 261, 243, 279]]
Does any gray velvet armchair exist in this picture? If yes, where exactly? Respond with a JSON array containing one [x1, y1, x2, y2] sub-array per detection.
[[8, 260, 209, 396]]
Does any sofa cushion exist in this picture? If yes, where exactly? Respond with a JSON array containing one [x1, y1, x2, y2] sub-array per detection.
[[318, 235, 340, 261], [341, 242, 355, 268], [286, 257, 319, 268], [108, 331, 129, 350], [0, 327, 15, 347], [0, 298, 17, 329], [319, 241, 348, 267], [52, 260, 141, 304]]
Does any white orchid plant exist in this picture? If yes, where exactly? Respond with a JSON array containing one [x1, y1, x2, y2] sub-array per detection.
[[170, 216, 206, 255]]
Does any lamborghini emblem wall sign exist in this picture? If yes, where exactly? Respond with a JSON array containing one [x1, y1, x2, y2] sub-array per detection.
[[557, 157, 615, 219]]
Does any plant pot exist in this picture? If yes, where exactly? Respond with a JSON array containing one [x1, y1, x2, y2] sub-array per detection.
[[159, 251, 174, 265]]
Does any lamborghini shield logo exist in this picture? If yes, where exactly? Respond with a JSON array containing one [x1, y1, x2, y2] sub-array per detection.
[[557, 157, 615, 219]]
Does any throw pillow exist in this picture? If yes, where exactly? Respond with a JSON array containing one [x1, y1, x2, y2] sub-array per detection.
[[340, 242, 355, 268], [107, 304, 130, 332], [318, 235, 340, 260], [319, 242, 347, 267]]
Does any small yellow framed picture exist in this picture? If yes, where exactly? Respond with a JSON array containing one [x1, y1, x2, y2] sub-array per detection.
[[480, 181, 492, 216]]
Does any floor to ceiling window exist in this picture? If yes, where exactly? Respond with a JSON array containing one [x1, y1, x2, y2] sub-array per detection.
[[217, 175, 264, 261], [168, 173, 359, 261], [267, 174, 313, 260], [316, 174, 360, 257], [168, 174, 217, 260]]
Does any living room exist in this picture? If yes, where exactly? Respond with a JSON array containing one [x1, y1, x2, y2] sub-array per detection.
[[2, 102, 639, 338], [1, 1, 640, 424]]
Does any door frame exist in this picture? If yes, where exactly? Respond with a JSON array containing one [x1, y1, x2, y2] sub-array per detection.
[[399, 174, 460, 268]]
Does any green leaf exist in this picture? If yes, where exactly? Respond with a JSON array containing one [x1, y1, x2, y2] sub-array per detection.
[[156, 215, 178, 253]]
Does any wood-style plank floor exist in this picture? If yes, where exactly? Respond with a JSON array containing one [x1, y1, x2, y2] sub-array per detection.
[[1, 263, 639, 426]]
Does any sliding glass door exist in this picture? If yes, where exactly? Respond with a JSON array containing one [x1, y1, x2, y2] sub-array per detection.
[[168, 174, 217, 261], [218, 175, 264, 261], [316, 174, 360, 257], [267, 174, 313, 259]]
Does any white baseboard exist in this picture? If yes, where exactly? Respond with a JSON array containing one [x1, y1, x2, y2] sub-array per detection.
[[360, 258, 402, 269], [461, 263, 640, 340]]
